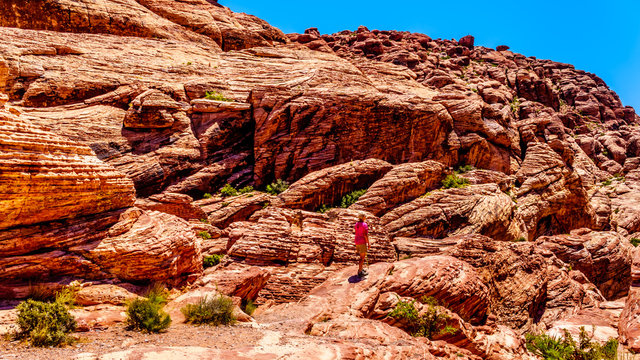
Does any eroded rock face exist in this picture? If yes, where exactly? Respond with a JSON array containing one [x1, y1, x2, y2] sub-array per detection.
[[0, 108, 135, 230], [225, 207, 396, 302], [381, 184, 521, 242], [85, 209, 202, 282], [537, 229, 633, 299], [350, 160, 448, 216], [279, 159, 393, 211]]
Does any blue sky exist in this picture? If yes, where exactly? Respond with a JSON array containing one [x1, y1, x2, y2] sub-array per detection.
[[222, 1, 640, 112]]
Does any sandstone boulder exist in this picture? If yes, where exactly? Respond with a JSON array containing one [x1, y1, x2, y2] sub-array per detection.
[[279, 159, 393, 211], [381, 184, 521, 242], [350, 161, 448, 216]]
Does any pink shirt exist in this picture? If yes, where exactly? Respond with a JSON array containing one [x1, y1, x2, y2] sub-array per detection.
[[354, 221, 368, 245]]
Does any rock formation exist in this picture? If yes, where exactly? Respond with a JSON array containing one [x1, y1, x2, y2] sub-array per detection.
[[1, 0, 639, 358]]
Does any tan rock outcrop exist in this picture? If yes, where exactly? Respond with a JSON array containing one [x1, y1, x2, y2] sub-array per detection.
[[0, 108, 135, 230], [279, 159, 393, 211], [84, 209, 202, 282], [381, 184, 521, 242], [226, 207, 396, 302], [350, 161, 448, 216]]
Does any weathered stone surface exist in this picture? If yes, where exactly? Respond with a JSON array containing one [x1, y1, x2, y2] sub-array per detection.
[[195, 262, 271, 301], [197, 192, 279, 228], [226, 207, 396, 302], [84, 209, 202, 282], [381, 184, 521, 242], [279, 159, 393, 211], [537, 229, 633, 299], [0, 108, 135, 230], [619, 248, 640, 351], [74, 284, 141, 306], [350, 161, 448, 216], [513, 142, 593, 239], [135, 192, 207, 221]]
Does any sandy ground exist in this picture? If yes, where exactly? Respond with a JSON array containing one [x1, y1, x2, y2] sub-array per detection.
[[0, 322, 265, 360]]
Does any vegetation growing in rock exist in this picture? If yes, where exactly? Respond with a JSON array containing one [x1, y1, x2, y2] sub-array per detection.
[[204, 91, 233, 102], [525, 327, 617, 360], [198, 231, 212, 239], [219, 184, 254, 197], [203, 193, 213, 199], [266, 179, 289, 195], [181, 295, 235, 326], [340, 189, 367, 208], [203, 254, 224, 268], [15, 287, 78, 347], [388, 296, 452, 339], [241, 299, 257, 316], [125, 285, 171, 333], [441, 174, 470, 189], [630, 238, 640, 247], [455, 165, 474, 174]]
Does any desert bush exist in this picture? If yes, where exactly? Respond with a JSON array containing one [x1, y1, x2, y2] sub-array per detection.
[[219, 184, 238, 197], [441, 174, 469, 189], [266, 179, 289, 195], [125, 286, 171, 333], [15, 298, 77, 347], [456, 165, 474, 174], [339, 189, 367, 208], [181, 295, 235, 326], [525, 327, 618, 360], [203, 193, 212, 199], [239, 186, 254, 194], [241, 299, 257, 316], [630, 238, 640, 247], [388, 296, 451, 339], [198, 231, 212, 239], [203, 254, 224, 268], [204, 91, 233, 102]]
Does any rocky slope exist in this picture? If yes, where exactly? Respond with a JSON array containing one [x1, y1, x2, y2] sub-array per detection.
[[1, 0, 640, 358]]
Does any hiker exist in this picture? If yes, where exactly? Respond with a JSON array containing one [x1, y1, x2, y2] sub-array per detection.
[[355, 213, 370, 277]]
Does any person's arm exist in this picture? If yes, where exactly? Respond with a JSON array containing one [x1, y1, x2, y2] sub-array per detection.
[[366, 226, 370, 249]]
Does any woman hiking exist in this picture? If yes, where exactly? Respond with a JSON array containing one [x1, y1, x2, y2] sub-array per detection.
[[354, 213, 370, 277]]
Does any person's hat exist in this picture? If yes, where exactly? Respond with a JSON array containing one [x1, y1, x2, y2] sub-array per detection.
[[358, 213, 366, 221]]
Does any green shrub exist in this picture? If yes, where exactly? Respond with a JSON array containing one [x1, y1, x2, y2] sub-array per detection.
[[15, 298, 77, 347], [241, 299, 257, 316], [203, 193, 212, 199], [515, 236, 527, 242], [125, 286, 171, 333], [340, 189, 367, 208], [441, 174, 470, 189], [266, 179, 289, 195], [317, 204, 331, 213], [238, 186, 254, 194], [219, 184, 238, 197], [601, 179, 612, 186], [388, 297, 450, 339], [203, 254, 224, 268], [525, 327, 618, 360], [456, 165, 474, 174], [204, 91, 233, 102], [510, 97, 521, 114], [181, 295, 235, 326], [198, 231, 212, 239], [631, 238, 640, 247]]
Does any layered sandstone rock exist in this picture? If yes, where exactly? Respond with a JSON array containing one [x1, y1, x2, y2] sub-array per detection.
[[381, 184, 521, 242], [0, 109, 135, 230], [350, 160, 448, 216], [225, 207, 396, 302], [279, 159, 393, 211]]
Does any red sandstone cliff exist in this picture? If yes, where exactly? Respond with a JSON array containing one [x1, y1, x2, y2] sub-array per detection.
[[1, 1, 639, 358]]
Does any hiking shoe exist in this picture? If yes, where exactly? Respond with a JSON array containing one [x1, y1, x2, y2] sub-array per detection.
[[362, 269, 368, 275], [357, 270, 364, 277]]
